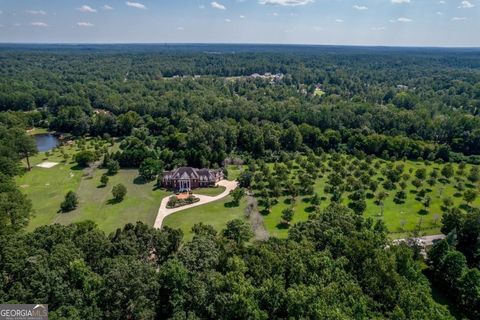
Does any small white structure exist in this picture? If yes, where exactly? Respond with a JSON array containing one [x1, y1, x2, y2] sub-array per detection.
[[36, 161, 59, 169]]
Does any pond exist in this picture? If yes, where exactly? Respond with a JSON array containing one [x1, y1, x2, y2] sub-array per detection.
[[34, 134, 60, 152]]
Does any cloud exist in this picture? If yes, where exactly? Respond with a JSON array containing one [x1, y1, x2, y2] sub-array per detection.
[[240, 15, 245, 18], [353, 5, 368, 10], [78, 5, 97, 13], [259, 0, 314, 6], [103, 5, 114, 10], [371, 26, 386, 31], [452, 16, 467, 20], [31, 22, 48, 27], [176, 26, 184, 30], [126, 2, 146, 9], [26, 10, 47, 15], [335, 19, 344, 23], [211, 2, 226, 10], [397, 17, 412, 22], [391, 0, 410, 3], [199, 5, 206, 9], [438, 0, 446, 3], [436, 11, 443, 15], [458, 1, 474, 8], [225, 18, 231, 22], [77, 22, 94, 27]]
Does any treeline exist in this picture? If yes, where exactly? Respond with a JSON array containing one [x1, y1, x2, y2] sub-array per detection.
[[1, 47, 480, 159], [0, 206, 454, 319]]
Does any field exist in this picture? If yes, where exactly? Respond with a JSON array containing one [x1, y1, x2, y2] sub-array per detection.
[[193, 186, 226, 196], [229, 155, 480, 238], [163, 195, 247, 241], [18, 138, 169, 233]]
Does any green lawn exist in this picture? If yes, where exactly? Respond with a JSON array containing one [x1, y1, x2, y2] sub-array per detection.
[[193, 186, 226, 196], [54, 169, 169, 234], [18, 139, 170, 234], [163, 196, 247, 241]]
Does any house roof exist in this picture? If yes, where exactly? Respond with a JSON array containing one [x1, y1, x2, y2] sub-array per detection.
[[164, 167, 222, 181]]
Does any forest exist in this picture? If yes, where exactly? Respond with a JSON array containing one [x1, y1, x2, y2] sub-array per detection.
[[0, 44, 480, 319]]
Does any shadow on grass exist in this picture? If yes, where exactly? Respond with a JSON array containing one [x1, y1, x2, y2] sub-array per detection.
[[106, 198, 123, 205], [133, 176, 149, 185], [276, 222, 289, 230], [97, 184, 107, 189], [260, 209, 271, 216], [224, 201, 239, 208], [304, 206, 316, 213], [418, 209, 429, 215]]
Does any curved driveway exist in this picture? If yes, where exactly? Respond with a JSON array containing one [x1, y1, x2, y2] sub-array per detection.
[[153, 180, 238, 229]]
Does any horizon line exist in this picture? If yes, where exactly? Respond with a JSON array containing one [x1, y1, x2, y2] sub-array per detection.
[[0, 42, 480, 50]]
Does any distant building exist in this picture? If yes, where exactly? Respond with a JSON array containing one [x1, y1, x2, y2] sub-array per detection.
[[162, 167, 224, 191]]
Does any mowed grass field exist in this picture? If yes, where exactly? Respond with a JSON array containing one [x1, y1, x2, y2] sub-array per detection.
[[229, 158, 480, 239], [18, 138, 169, 234], [163, 195, 247, 241]]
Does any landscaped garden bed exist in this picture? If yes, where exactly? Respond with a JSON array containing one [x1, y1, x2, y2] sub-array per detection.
[[167, 194, 200, 209]]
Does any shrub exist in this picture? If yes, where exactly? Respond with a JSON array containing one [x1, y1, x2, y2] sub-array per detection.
[[60, 191, 78, 212]]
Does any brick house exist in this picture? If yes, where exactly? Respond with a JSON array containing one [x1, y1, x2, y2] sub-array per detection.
[[162, 167, 224, 191]]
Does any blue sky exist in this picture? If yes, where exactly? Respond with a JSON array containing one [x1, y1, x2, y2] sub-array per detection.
[[0, 0, 478, 46]]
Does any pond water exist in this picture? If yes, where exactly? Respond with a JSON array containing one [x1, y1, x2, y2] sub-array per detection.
[[34, 134, 60, 152]]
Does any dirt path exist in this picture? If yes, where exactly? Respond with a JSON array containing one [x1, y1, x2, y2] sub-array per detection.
[[245, 194, 269, 241], [153, 180, 238, 229]]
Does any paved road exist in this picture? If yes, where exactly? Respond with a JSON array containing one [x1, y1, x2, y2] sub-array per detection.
[[153, 180, 238, 229]]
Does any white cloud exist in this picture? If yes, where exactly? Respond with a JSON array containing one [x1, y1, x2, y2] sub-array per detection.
[[452, 16, 467, 20], [272, 12, 279, 16], [259, 0, 314, 6], [391, 0, 410, 3], [225, 18, 231, 22], [371, 26, 386, 31], [458, 1, 474, 8], [31, 22, 48, 27], [211, 2, 226, 10], [78, 5, 97, 13], [436, 11, 443, 15], [26, 10, 47, 15], [177, 26, 184, 30], [335, 19, 344, 23], [353, 5, 368, 10], [313, 26, 323, 31], [77, 22, 94, 27], [199, 5, 206, 9], [397, 17, 412, 22], [240, 15, 245, 18], [438, 0, 446, 3], [103, 5, 114, 11], [126, 2, 146, 9]]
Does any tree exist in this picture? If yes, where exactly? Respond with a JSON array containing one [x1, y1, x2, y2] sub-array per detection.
[[14, 130, 37, 171], [60, 191, 78, 212], [138, 158, 163, 181], [412, 178, 423, 190], [310, 193, 321, 210], [463, 189, 477, 205], [422, 195, 431, 213], [100, 174, 109, 186], [229, 188, 245, 207], [467, 166, 479, 183], [375, 191, 388, 215], [74, 150, 95, 167], [281, 207, 294, 225], [222, 219, 253, 245], [106, 159, 120, 175], [112, 184, 127, 202], [442, 164, 454, 180]]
